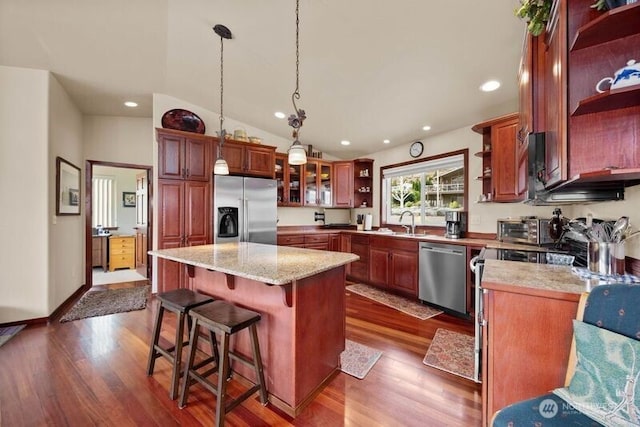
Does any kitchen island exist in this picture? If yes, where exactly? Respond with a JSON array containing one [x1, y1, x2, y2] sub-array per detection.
[[149, 242, 358, 417]]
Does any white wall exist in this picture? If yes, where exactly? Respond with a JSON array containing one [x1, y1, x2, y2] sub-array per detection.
[[84, 116, 153, 165], [0, 66, 50, 322], [48, 74, 84, 315]]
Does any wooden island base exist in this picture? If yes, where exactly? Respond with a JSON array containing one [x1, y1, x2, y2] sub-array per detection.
[[190, 264, 347, 417]]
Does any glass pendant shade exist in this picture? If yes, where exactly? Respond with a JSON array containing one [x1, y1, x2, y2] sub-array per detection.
[[214, 156, 229, 175], [288, 140, 307, 165]]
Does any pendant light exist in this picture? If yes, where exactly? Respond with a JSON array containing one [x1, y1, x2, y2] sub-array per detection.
[[287, 0, 308, 165], [213, 24, 232, 175]]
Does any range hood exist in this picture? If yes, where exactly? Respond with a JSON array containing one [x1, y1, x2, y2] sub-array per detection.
[[524, 133, 640, 205]]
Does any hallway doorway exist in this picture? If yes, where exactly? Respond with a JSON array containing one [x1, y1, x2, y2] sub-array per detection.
[[85, 160, 152, 287]]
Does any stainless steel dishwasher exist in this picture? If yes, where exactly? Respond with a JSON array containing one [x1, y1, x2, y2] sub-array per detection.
[[419, 242, 466, 314]]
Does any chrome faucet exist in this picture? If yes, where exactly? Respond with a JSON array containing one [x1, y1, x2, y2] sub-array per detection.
[[399, 210, 415, 235]]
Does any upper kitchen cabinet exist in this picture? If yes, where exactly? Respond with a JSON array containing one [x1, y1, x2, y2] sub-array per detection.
[[333, 161, 354, 207], [219, 138, 276, 178], [275, 153, 303, 206], [472, 113, 522, 202], [157, 128, 211, 181], [304, 160, 332, 207], [353, 159, 373, 208], [532, 0, 640, 188]]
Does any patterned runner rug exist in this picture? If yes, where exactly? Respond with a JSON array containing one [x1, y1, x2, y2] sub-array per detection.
[[423, 328, 475, 381], [60, 286, 150, 322], [0, 325, 26, 348], [346, 283, 443, 320], [340, 339, 382, 379]]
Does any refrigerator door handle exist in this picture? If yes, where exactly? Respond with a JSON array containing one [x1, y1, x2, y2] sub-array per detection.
[[244, 198, 249, 242]]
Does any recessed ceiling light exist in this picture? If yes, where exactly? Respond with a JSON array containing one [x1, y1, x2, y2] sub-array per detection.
[[383, 139, 390, 144], [341, 140, 351, 146], [124, 101, 138, 108], [480, 80, 501, 92], [422, 125, 431, 131], [274, 111, 286, 119]]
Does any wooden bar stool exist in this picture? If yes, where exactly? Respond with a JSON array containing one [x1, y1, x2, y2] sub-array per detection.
[[179, 300, 268, 426], [146, 288, 214, 400]]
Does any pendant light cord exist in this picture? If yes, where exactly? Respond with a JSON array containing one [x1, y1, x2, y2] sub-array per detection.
[[293, 0, 300, 104], [219, 34, 225, 141]]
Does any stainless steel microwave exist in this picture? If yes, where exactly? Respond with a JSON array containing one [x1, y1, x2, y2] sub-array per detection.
[[497, 217, 554, 245]]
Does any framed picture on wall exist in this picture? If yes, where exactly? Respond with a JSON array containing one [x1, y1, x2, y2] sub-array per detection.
[[56, 156, 81, 216], [123, 192, 136, 207]]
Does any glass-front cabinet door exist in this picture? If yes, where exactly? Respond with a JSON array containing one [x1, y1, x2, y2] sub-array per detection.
[[304, 161, 318, 206], [319, 162, 332, 206], [304, 160, 332, 207], [275, 153, 302, 206]]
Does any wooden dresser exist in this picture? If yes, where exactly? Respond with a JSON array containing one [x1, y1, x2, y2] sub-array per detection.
[[109, 235, 136, 271]]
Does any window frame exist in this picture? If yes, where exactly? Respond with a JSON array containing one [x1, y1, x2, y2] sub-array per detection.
[[380, 149, 468, 230]]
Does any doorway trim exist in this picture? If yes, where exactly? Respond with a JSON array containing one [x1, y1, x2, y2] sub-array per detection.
[[85, 160, 153, 288]]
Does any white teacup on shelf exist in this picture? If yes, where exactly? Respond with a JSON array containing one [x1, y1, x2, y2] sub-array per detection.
[[596, 59, 640, 93]]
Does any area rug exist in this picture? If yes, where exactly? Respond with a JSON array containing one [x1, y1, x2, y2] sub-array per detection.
[[0, 325, 26, 348], [340, 339, 382, 379], [346, 283, 443, 320], [423, 328, 474, 381], [60, 286, 150, 322]]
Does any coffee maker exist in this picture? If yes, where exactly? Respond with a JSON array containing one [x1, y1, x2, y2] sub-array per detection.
[[445, 211, 467, 239]]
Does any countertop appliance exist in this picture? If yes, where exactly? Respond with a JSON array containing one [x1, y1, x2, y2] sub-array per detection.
[[469, 245, 585, 383], [213, 175, 277, 245], [419, 242, 467, 314], [497, 216, 554, 245], [445, 211, 467, 239]]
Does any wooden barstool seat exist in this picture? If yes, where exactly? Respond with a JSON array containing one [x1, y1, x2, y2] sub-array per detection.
[[179, 300, 268, 426], [146, 288, 214, 400]]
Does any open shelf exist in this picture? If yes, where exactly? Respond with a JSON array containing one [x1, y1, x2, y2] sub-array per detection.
[[570, 3, 640, 51], [476, 175, 491, 181], [572, 85, 640, 116]]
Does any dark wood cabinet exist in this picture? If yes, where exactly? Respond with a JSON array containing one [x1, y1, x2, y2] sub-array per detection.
[[348, 234, 370, 283], [531, 1, 640, 188], [368, 236, 418, 297], [275, 153, 303, 206], [304, 160, 332, 207], [353, 159, 373, 208], [329, 233, 341, 252], [472, 113, 522, 203], [157, 128, 210, 181], [156, 178, 211, 292], [332, 161, 354, 207], [221, 139, 276, 178]]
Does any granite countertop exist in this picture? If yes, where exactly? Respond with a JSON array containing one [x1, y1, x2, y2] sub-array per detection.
[[149, 242, 359, 286], [481, 259, 598, 298], [342, 230, 496, 246]]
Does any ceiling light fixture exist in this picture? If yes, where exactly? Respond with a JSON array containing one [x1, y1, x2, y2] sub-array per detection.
[[213, 24, 232, 175], [383, 139, 390, 144], [124, 101, 138, 108], [341, 140, 351, 146], [286, 0, 307, 165], [274, 111, 286, 119], [422, 125, 431, 131], [480, 80, 501, 92]]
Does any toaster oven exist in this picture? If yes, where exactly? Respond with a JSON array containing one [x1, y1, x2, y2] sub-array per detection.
[[497, 217, 554, 245]]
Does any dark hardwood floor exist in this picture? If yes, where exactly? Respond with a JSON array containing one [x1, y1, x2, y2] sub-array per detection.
[[0, 282, 481, 426]]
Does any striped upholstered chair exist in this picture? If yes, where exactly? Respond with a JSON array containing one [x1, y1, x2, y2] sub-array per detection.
[[492, 283, 640, 426]]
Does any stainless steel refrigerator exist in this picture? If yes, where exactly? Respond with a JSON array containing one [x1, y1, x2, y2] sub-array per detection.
[[213, 175, 277, 245]]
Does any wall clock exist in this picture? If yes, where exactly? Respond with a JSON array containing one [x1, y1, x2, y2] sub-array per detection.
[[410, 141, 424, 158]]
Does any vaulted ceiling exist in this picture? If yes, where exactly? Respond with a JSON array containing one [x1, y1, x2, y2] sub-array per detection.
[[0, 0, 525, 158]]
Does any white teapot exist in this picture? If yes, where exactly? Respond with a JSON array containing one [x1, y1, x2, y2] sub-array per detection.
[[596, 59, 640, 93]]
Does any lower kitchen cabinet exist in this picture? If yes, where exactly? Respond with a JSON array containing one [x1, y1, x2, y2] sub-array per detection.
[[348, 234, 369, 283], [369, 236, 418, 297], [277, 232, 343, 251], [92, 235, 108, 272], [482, 286, 580, 426]]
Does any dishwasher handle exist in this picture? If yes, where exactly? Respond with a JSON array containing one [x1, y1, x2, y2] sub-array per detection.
[[420, 245, 464, 256]]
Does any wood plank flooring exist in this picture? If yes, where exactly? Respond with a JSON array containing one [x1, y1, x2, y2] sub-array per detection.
[[0, 282, 481, 426]]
